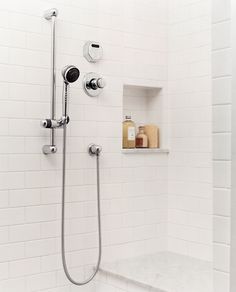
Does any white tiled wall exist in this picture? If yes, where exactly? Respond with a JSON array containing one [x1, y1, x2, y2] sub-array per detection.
[[212, 0, 231, 291], [0, 0, 221, 291], [0, 0, 169, 291], [167, 0, 213, 261], [231, 1, 236, 291]]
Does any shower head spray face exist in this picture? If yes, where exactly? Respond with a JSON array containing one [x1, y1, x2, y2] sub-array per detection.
[[61, 65, 80, 119], [62, 65, 80, 84]]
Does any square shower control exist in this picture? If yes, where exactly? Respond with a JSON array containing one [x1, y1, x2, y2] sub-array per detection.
[[83, 41, 103, 63]]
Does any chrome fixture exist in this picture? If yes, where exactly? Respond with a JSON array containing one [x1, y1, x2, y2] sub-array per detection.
[[83, 41, 103, 63], [61, 65, 80, 119], [61, 89, 102, 285], [62, 65, 80, 84], [42, 8, 58, 154], [44, 8, 58, 20], [41, 116, 68, 129], [41, 65, 80, 154], [62, 140, 102, 285], [41, 10, 102, 286], [88, 143, 102, 156], [83, 72, 106, 97], [43, 64, 102, 285]]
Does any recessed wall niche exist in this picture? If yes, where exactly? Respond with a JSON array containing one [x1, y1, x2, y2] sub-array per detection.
[[122, 83, 168, 152]]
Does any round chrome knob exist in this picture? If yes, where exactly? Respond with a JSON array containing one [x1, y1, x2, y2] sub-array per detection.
[[89, 78, 106, 90], [97, 78, 106, 88]]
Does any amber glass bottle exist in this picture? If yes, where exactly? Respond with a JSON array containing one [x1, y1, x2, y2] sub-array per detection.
[[136, 126, 148, 148]]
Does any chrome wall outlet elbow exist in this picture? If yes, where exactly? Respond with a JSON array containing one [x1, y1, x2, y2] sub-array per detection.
[[88, 144, 102, 156]]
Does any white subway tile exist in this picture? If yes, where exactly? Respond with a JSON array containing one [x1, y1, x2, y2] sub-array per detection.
[[212, 77, 231, 105], [25, 205, 57, 223], [214, 270, 230, 292], [9, 223, 41, 242], [9, 12, 43, 33], [0, 242, 25, 262], [213, 161, 231, 188], [212, 0, 230, 23], [213, 216, 230, 244], [0, 263, 8, 280], [25, 238, 56, 257], [0, 278, 26, 292], [212, 105, 231, 133], [212, 49, 232, 78], [0, 191, 8, 208], [9, 257, 40, 277], [40, 254, 61, 272], [214, 243, 230, 272], [0, 207, 24, 226], [40, 221, 60, 239], [212, 21, 230, 50], [9, 48, 50, 68], [214, 188, 230, 217], [213, 133, 231, 160], [26, 272, 57, 291], [9, 188, 41, 207], [0, 64, 25, 83]]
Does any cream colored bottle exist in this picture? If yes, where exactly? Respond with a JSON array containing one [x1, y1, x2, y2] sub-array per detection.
[[122, 116, 135, 148], [144, 125, 159, 148]]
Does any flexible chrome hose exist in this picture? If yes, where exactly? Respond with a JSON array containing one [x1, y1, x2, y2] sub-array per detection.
[[61, 122, 102, 285]]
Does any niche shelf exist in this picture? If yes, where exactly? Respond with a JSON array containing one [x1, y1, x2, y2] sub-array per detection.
[[122, 83, 168, 153], [122, 148, 169, 154]]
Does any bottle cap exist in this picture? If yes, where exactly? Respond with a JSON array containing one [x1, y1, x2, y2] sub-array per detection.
[[125, 115, 131, 120], [139, 126, 145, 132]]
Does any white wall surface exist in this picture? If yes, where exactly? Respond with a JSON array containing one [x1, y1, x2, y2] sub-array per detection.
[[230, 0, 236, 291], [212, 0, 231, 291], [0, 0, 169, 291], [0, 0, 216, 291], [167, 0, 213, 261]]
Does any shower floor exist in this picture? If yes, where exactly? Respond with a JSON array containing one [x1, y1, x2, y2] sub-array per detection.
[[100, 251, 212, 292]]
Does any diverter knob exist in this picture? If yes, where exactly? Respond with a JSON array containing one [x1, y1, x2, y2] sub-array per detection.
[[83, 72, 106, 97]]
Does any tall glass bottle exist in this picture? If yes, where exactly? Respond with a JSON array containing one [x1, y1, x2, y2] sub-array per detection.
[[122, 115, 135, 148]]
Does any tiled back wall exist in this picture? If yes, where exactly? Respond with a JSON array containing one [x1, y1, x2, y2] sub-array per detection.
[[0, 0, 218, 291], [0, 0, 169, 291], [167, 0, 213, 261]]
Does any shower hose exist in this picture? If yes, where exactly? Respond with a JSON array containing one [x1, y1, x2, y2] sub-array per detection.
[[61, 123, 102, 285]]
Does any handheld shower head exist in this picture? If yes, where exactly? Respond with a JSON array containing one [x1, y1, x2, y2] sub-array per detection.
[[61, 65, 80, 119], [62, 65, 80, 84]]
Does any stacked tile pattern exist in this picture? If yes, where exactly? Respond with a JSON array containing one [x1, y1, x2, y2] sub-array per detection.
[[0, 0, 168, 291], [167, 0, 213, 260], [212, 0, 231, 291]]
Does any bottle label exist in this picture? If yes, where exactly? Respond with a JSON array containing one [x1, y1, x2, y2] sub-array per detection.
[[136, 137, 143, 147], [128, 127, 135, 141]]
